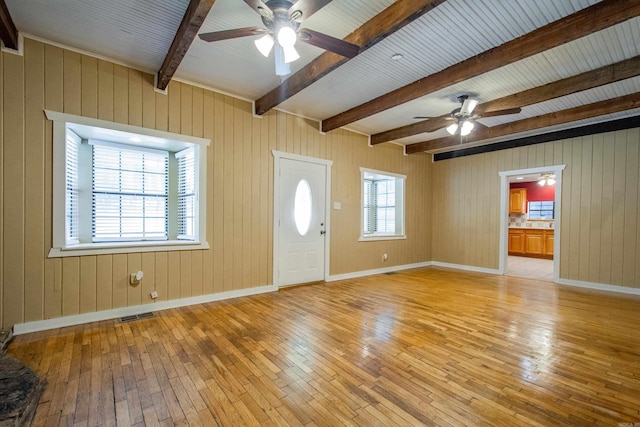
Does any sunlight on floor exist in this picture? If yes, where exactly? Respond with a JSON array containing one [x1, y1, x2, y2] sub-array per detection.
[[506, 256, 554, 281]]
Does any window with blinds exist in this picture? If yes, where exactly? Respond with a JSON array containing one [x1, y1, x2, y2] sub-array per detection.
[[176, 147, 196, 240], [92, 143, 169, 242], [49, 111, 209, 257], [361, 168, 405, 239]]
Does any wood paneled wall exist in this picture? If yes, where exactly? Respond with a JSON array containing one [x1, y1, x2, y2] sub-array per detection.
[[432, 129, 640, 289], [0, 39, 433, 328]]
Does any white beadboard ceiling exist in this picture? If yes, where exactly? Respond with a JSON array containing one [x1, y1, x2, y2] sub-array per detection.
[[6, 0, 640, 153]]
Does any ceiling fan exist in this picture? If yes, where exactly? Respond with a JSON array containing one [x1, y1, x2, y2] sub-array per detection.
[[198, 0, 360, 76], [414, 95, 522, 136]]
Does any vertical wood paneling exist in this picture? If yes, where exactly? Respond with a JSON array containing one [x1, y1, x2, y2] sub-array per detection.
[[191, 251, 203, 296], [113, 64, 128, 124], [142, 73, 155, 130], [140, 252, 155, 304], [96, 255, 113, 311], [97, 60, 113, 121], [61, 258, 79, 316], [112, 254, 128, 308], [588, 134, 604, 282], [79, 256, 96, 314], [180, 251, 192, 298], [167, 252, 181, 300], [128, 69, 142, 127], [81, 56, 97, 118], [623, 130, 639, 287], [24, 39, 46, 322], [3, 50, 25, 327], [127, 253, 142, 306], [155, 252, 168, 301]]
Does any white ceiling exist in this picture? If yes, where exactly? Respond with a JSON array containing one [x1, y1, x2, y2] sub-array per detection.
[[7, 0, 640, 152]]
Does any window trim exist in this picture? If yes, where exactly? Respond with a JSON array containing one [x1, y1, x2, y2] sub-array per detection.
[[359, 167, 406, 242], [46, 110, 210, 257]]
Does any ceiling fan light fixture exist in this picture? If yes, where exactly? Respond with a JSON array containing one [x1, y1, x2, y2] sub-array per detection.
[[460, 120, 474, 136], [282, 44, 300, 63], [277, 26, 297, 47], [460, 98, 479, 115], [446, 123, 459, 135], [254, 34, 274, 57], [547, 177, 556, 185]]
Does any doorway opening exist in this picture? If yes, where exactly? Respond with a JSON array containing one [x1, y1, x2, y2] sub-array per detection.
[[498, 165, 565, 282]]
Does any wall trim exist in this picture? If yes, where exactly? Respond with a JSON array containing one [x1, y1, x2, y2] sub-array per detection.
[[326, 261, 432, 282], [556, 278, 640, 296], [13, 285, 277, 335], [430, 261, 500, 275]]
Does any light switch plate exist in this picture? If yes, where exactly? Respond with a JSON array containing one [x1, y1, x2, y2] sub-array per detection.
[[333, 202, 341, 210]]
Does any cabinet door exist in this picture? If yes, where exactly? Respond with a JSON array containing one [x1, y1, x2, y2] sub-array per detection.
[[509, 189, 527, 214], [525, 233, 545, 255], [508, 232, 525, 255], [545, 232, 554, 256]]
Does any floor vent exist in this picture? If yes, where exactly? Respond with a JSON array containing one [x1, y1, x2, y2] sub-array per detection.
[[119, 312, 154, 323]]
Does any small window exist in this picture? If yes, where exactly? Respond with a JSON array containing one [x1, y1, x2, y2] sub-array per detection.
[[294, 179, 312, 236], [528, 201, 555, 219], [360, 168, 406, 240], [47, 110, 210, 257]]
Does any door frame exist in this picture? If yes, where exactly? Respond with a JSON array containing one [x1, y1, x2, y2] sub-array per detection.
[[272, 151, 332, 289], [498, 164, 566, 282]]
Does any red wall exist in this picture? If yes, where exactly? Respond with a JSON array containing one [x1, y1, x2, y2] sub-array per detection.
[[510, 181, 555, 202]]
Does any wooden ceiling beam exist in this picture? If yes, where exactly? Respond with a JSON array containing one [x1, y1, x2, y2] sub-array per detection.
[[405, 92, 640, 154], [253, 0, 446, 116], [0, 0, 18, 50], [371, 55, 640, 145], [157, 0, 216, 91], [322, 0, 640, 133]]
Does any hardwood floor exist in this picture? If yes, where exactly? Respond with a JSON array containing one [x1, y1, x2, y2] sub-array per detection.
[[8, 267, 640, 426]]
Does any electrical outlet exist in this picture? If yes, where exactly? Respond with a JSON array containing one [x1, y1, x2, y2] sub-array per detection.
[[150, 291, 158, 299], [382, 253, 388, 262]]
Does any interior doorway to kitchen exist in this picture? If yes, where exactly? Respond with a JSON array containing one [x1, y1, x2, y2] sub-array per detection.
[[498, 165, 565, 283]]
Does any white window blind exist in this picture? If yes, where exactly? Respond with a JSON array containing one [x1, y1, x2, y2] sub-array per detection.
[[373, 179, 396, 233], [65, 131, 81, 245], [363, 178, 396, 235], [176, 146, 197, 240], [92, 143, 168, 242]]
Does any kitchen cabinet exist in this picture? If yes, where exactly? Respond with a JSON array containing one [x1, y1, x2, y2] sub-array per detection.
[[509, 188, 527, 214], [524, 229, 545, 256], [508, 229, 525, 255], [509, 228, 554, 259]]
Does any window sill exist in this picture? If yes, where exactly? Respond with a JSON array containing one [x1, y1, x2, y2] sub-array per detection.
[[48, 240, 210, 258], [359, 235, 407, 242]]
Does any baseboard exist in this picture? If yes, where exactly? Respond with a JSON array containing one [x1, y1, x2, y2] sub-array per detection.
[[556, 278, 640, 296], [13, 285, 277, 335], [430, 261, 501, 275], [326, 261, 432, 282]]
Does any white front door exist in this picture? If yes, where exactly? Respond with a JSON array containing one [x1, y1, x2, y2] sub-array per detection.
[[276, 156, 328, 287]]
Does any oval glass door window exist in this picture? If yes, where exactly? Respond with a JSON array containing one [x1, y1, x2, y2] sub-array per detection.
[[294, 179, 312, 236]]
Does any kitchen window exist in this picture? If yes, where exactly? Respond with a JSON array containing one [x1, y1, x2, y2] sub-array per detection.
[[46, 110, 210, 257], [360, 167, 406, 241], [528, 201, 555, 219]]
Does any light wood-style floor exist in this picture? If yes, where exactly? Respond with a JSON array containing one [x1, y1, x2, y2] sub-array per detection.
[[8, 267, 640, 426]]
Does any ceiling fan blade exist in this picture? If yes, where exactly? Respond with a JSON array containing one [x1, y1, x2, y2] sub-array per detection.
[[289, 0, 333, 22], [243, 0, 273, 19], [199, 26, 267, 42], [298, 29, 359, 58], [414, 116, 455, 132], [476, 107, 522, 118]]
